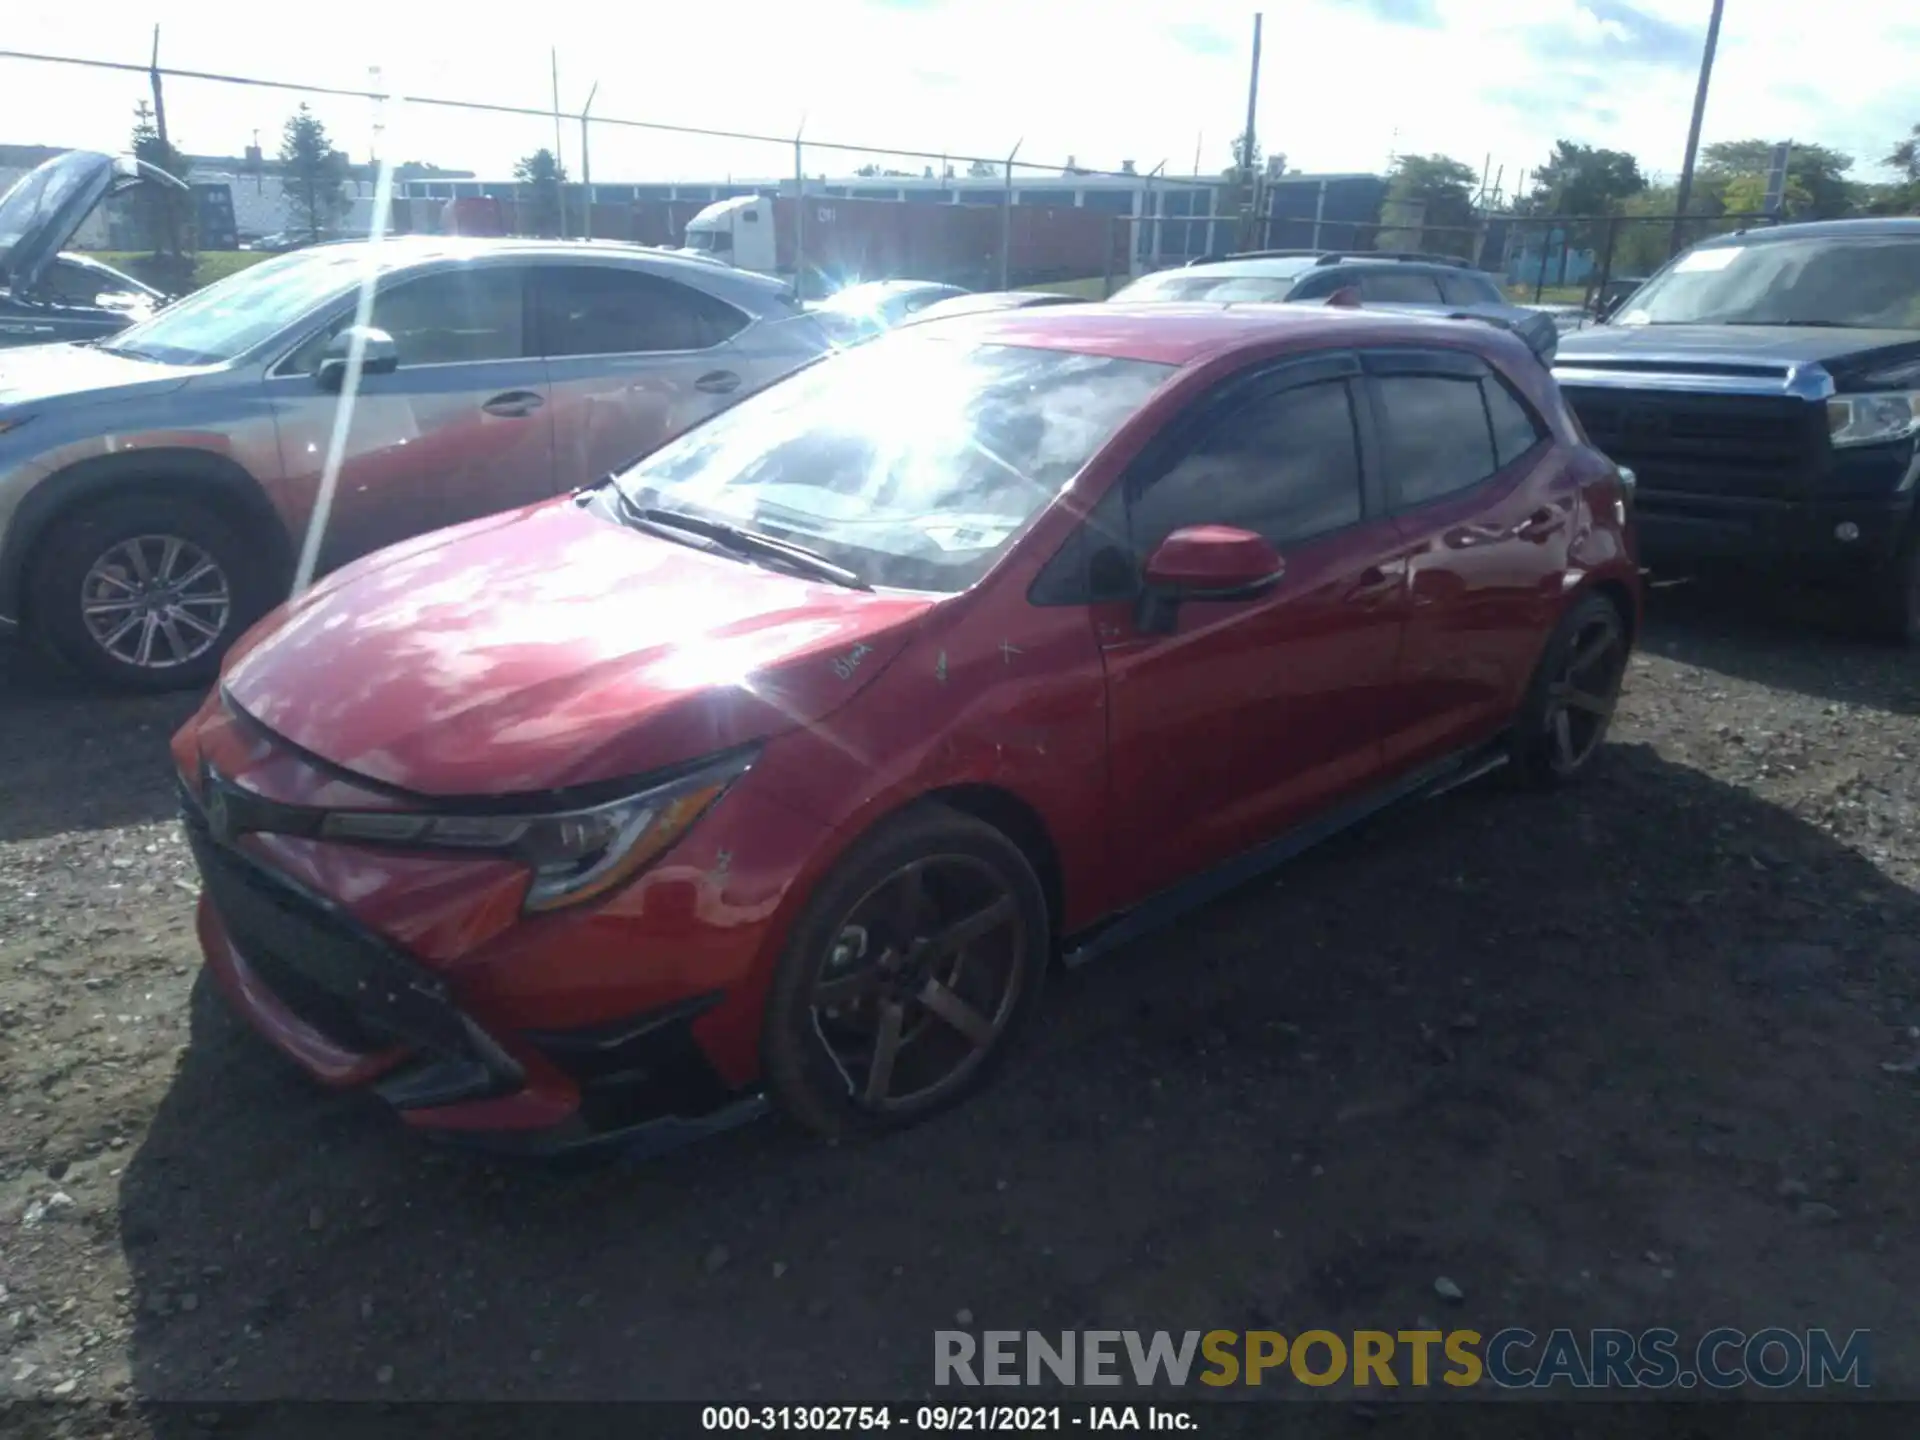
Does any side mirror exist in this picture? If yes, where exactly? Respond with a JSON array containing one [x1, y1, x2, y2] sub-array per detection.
[[315, 326, 399, 391], [1138, 525, 1286, 633]]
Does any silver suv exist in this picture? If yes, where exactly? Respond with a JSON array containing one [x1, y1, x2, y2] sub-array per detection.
[[0, 190, 833, 691]]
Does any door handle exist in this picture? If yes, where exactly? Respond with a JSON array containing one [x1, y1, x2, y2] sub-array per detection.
[[481, 390, 544, 418], [1510, 507, 1563, 541], [694, 370, 742, 395]]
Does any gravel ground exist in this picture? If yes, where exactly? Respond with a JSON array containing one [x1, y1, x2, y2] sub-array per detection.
[[1, 583, 1918, 1417]]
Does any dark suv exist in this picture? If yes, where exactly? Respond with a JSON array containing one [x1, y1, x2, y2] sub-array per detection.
[[1113, 250, 1558, 361], [1554, 219, 1920, 642]]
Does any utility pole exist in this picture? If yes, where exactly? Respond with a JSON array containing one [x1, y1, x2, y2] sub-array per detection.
[[550, 49, 568, 238], [1239, 12, 1263, 251], [1669, 0, 1726, 259], [148, 25, 181, 260], [580, 81, 598, 240]]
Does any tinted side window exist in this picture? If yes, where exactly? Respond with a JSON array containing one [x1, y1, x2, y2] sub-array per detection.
[[45, 260, 109, 306], [1284, 271, 1339, 301], [366, 267, 525, 365], [1376, 374, 1498, 507], [538, 267, 747, 356], [1440, 272, 1505, 305], [1133, 380, 1364, 553], [1483, 376, 1547, 468], [1359, 270, 1445, 304]]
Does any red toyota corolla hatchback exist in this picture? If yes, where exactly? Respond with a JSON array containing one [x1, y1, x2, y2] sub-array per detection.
[[171, 303, 1639, 1154]]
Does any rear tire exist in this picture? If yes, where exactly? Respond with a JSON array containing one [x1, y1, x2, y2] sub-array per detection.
[[1509, 592, 1629, 789], [761, 805, 1049, 1139], [28, 494, 279, 694]]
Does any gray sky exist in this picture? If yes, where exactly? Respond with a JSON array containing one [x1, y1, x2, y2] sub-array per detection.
[[5, 0, 1917, 189]]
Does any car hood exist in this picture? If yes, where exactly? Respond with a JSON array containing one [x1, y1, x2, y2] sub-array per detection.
[[1556, 322, 1920, 370], [222, 498, 938, 798], [0, 340, 198, 408], [0, 149, 186, 294]]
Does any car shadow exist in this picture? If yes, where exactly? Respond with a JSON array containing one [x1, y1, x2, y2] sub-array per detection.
[[117, 742, 1920, 1406], [0, 640, 202, 844], [1639, 579, 1920, 720]]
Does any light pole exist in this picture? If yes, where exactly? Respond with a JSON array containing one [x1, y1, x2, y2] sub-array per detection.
[[1669, 0, 1726, 259]]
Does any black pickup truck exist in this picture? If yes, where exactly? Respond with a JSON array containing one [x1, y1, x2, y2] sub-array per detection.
[[1553, 218, 1920, 643]]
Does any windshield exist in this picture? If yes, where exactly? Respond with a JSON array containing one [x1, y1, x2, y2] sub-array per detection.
[[0, 152, 101, 277], [1616, 236, 1920, 329], [1111, 264, 1312, 304], [613, 334, 1173, 592], [97, 247, 368, 365], [686, 229, 731, 254]]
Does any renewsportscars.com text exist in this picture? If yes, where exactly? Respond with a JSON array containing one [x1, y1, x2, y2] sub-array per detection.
[[934, 1328, 1871, 1390]]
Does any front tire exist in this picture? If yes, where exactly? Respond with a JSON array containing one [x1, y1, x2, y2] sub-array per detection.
[[1510, 591, 1630, 789], [761, 805, 1050, 1138], [28, 495, 278, 693]]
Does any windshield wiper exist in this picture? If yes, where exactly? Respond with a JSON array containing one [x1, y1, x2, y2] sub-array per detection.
[[623, 500, 871, 592], [97, 342, 171, 362]]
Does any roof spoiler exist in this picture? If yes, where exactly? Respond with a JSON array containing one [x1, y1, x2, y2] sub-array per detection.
[[1319, 295, 1559, 365], [1442, 309, 1559, 365]]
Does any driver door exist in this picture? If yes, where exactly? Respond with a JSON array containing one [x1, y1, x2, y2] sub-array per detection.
[[1091, 353, 1415, 901], [266, 263, 555, 570]]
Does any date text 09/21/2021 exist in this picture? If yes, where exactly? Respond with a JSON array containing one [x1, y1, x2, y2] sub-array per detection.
[[702, 1406, 1192, 1432]]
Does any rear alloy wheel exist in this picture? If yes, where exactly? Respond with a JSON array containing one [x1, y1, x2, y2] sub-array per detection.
[[29, 495, 276, 693], [1511, 593, 1629, 788], [763, 808, 1048, 1137]]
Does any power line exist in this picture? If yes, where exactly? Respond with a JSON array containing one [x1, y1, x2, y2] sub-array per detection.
[[0, 47, 1217, 187]]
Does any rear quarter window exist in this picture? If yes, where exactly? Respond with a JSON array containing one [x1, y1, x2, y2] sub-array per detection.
[[1440, 272, 1506, 305]]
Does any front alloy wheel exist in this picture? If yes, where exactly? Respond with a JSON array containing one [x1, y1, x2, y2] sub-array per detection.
[[810, 856, 1026, 1112], [80, 535, 233, 672], [763, 807, 1049, 1136]]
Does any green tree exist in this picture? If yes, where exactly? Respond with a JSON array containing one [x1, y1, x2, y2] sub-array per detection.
[[513, 148, 568, 236], [1699, 140, 1853, 219], [129, 100, 193, 255], [278, 104, 350, 242], [1221, 131, 1260, 181], [1527, 140, 1646, 216], [1607, 183, 1727, 276], [1883, 123, 1919, 182], [1385, 153, 1478, 254], [966, 158, 997, 178], [1722, 171, 1812, 217]]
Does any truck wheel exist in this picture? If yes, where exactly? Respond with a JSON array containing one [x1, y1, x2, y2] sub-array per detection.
[[1864, 531, 1920, 647], [28, 495, 278, 693]]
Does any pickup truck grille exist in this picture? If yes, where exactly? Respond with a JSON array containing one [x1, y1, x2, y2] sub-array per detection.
[[1559, 387, 1825, 501]]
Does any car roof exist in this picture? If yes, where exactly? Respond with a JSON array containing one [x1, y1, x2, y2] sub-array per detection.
[[1172, 256, 1319, 278], [926, 301, 1514, 367], [1699, 217, 1920, 245], [834, 278, 964, 295], [265, 234, 801, 311]]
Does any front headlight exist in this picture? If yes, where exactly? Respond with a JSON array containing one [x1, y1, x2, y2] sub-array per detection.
[[1827, 391, 1920, 449], [318, 751, 753, 912]]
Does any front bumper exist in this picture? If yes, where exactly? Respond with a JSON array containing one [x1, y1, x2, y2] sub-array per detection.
[[182, 788, 766, 1157], [1634, 488, 1915, 578]]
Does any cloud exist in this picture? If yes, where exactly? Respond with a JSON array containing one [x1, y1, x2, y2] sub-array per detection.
[[1525, 0, 1702, 71], [1167, 22, 1237, 56], [1349, 0, 1443, 23]]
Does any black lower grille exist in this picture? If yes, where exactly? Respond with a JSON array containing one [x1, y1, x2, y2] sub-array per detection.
[[1560, 387, 1825, 500], [181, 793, 479, 1063]]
